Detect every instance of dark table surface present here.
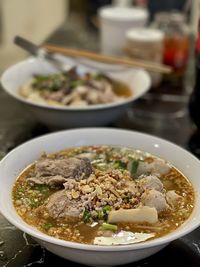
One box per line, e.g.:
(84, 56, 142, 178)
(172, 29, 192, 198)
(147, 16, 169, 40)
(0, 14, 200, 267)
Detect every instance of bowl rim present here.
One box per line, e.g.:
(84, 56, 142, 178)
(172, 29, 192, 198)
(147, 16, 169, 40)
(0, 127, 199, 251)
(0, 57, 151, 111)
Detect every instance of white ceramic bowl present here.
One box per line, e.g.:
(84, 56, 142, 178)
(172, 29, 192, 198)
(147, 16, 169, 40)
(0, 128, 200, 266)
(0, 56, 151, 129)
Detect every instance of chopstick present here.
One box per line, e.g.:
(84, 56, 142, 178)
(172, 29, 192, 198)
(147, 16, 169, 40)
(42, 44, 172, 74)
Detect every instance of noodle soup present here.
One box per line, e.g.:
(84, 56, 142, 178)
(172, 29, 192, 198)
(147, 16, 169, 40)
(13, 145, 194, 245)
(19, 70, 132, 107)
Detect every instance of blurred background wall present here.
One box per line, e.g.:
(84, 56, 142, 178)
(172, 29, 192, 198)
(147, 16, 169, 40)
(0, 0, 68, 69)
(0, 0, 68, 46)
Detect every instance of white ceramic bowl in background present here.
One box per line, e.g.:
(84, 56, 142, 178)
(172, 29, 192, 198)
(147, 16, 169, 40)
(1, 56, 151, 129)
(0, 128, 200, 266)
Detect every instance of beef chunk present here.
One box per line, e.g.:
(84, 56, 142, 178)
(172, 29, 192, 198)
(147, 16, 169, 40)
(27, 157, 92, 186)
(27, 175, 67, 187)
(46, 189, 82, 219)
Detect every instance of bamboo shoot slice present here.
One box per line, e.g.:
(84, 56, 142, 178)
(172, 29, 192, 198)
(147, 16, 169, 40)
(108, 206, 158, 224)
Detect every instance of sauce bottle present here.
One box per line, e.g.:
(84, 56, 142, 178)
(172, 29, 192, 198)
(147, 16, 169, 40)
(152, 11, 189, 83)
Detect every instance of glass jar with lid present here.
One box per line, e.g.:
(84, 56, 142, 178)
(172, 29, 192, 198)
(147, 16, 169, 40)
(152, 11, 190, 75)
(125, 27, 164, 87)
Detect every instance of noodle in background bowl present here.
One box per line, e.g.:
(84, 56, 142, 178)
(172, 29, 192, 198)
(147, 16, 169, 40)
(0, 56, 151, 129)
(0, 128, 200, 266)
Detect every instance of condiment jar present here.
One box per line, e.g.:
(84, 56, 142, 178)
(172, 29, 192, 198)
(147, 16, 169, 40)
(125, 28, 164, 87)
(152, 11, 189, 75)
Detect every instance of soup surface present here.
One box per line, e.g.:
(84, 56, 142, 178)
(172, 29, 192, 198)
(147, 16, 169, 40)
(13, 146, 194, 245)
(19, 69, 132, 107)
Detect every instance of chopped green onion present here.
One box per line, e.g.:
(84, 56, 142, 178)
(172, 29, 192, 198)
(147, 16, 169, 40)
(83, 209, 91, 223)
(129, 159, 139, 176)
(17, 187, 25, 193)
(70, 80, 84, 88)
(42, 222, 53, 230)
(33, 184, 50, 198)
(92, 73, 104, 80)
(114, 160, 127, 170)
(102, 205, 112, 214)
(102, 223, 118, 231)
(34, 184, 48, 191)
(34, 74, 49, 82)
(97, 210, 104, 219)
(29, 198, 41, 208)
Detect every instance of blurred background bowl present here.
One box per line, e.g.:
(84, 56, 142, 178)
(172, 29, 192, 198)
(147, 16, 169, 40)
(1, 56, 151, 129)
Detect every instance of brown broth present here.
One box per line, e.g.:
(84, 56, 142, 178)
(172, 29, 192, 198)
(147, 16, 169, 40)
(112, 80, 132, 97)
(12, 146, 195, 245)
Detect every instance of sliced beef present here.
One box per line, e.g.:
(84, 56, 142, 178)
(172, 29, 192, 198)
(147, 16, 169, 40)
(46, 189, 82, 219)
(27, 157, 92, 186)
(27, 175, 67, 187)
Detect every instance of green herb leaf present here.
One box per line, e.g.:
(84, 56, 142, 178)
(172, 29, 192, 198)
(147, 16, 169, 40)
(70, 80, 84, 88)
(32, 73, 66, 91)
(92, 73, 105, 80)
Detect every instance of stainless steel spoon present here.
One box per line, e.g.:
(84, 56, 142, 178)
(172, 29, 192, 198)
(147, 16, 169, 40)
(14, 36, 75, 72)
